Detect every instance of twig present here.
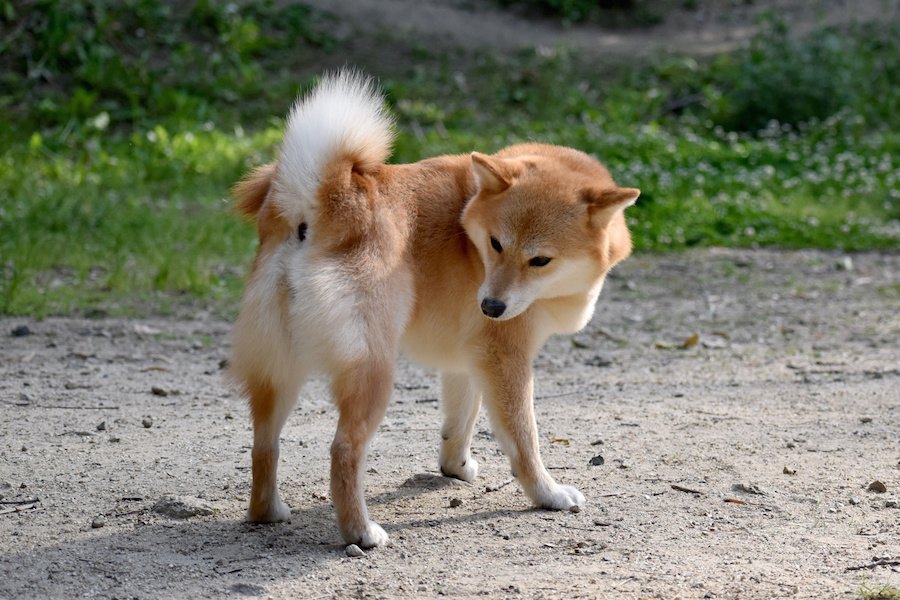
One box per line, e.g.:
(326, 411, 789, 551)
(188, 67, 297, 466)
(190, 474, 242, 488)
(0, 503, 37, 515)
(671, 484, 703, 495)
(34, 405, 120, 410)
(484, 478, 515, 493)
(535, 390, 583, 400)
(595, 327, 628, 345)
(0, 499, 39, 505)
(846, 558, 900, 571)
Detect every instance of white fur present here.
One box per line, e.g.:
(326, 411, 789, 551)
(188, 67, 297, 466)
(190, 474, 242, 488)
(275, 70, 394, 225)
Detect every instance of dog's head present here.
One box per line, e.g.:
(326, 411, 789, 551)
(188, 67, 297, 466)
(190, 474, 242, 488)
(461, 144, 638, 321)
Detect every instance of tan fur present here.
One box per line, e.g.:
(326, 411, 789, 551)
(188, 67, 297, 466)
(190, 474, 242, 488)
(229, 83, 638, 548)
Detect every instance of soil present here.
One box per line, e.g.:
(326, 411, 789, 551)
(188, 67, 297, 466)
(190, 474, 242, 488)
(1, 248, 898, 599)
(304, 0, 896, 60)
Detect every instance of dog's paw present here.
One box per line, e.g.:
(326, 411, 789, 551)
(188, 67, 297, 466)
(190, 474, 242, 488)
(440, 456, 479, 483)
(247, 498, 292, 523)
(535, 484, 585, 512)
(352, 521, 389, 549)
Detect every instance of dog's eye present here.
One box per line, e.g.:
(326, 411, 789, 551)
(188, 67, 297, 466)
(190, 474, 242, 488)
(529, 256, 552, 267)
(298, 222, 307, 242)
(490, 236, 502, 253)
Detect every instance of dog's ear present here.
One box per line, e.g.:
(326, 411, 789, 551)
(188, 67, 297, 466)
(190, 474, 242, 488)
(471, 152, 520, 194)
(233, 162, 277, 218)
(582, 187, 640, 228)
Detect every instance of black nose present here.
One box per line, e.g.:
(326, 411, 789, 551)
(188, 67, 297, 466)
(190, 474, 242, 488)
(481, 297, 506, 318)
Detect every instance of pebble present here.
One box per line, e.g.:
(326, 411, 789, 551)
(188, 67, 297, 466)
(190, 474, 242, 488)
(97, 421, 106, 431)
(783, 466, 797, 475)
(885, 500, 899, 509)
(849, 496, 861, 505)
(345, 544, 365, 558)
(867, 480, 887, 493)
(142, 417, 154, 429)
(836, 256, 853, 271)
(11, 325, 32, 337)
(91, 517, 105, 529)
(151, 495, 214, 519)
(229, 583, 267, 596)
(449, 498, 463, 508)
(589, 455, 605, 466)
(151, 386, 168, 397)
(732, 483, 766, 496)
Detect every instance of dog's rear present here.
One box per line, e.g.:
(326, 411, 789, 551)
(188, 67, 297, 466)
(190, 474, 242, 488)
(230, 72, 411, 547)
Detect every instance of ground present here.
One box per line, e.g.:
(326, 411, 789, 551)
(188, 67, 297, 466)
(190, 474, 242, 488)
(1, 249, 898, 599)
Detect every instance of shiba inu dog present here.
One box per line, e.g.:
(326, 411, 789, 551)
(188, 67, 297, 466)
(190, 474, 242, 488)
(229, 71, 639, 548)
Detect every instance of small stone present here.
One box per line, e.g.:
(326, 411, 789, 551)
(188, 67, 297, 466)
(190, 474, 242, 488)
(849, 496, 861, 505)
(732, 483, 766, 496)
(152, 495, 214, 518)
(18, 393, 30, 404)
(91, 517, 105, 529)
(142, 417, 154, 429)
(151, 386, 168, 397)
(97, 421, 106, 432)
(836, 256, 853, 271)
(867, 480, 887, 493)
(885, 500, 899, 509)
(569, 504, 581, 513)
(108, 436, 120, 443)
(589, 455, 605, 466)
(19, 482, 27, 489)
(449, 498, 463, 508)
(783, 466, 797, 475)
(21, 445, 27, 452)
(345, 544, 365, 558)
(11, 325, 32, 337)
(586, 355, 613, 368)
(860, 416, 873, 424)
(229, 583, 266, 596)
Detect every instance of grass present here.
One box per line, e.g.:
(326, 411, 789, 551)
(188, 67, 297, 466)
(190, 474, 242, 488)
(1, 1, 898, 317)
(859, 583, 900, 600)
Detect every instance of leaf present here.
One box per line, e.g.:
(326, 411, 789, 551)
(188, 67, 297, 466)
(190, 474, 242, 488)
(681, 334, 699, 349)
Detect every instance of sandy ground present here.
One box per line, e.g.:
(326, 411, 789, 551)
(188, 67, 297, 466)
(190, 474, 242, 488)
(303, 0, 897, 59)
(1, 248, 898, 599)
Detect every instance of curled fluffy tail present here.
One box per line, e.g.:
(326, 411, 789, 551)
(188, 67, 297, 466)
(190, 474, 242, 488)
(273, 70, 394, 225)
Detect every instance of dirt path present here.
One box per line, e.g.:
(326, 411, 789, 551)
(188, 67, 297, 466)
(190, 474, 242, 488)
(1, 249, 898, 599)
(307, 0, 895, 59)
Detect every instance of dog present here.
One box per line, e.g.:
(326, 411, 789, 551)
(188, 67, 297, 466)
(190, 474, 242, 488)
(229, 70, 639, 548)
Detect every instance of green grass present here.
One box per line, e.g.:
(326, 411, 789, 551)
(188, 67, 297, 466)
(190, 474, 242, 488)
(1, 1, 898, 316)
(859, 583, 900, 600)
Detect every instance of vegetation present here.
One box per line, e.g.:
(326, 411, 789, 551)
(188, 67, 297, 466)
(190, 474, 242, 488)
(859, 583, 900, 600)
(1, 1, 897, 316)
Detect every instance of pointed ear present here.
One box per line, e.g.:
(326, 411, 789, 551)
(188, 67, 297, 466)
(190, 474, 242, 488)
(471, 152, 515, 193)
(583, 187, 640, 227)
(232, 162, 277, 218)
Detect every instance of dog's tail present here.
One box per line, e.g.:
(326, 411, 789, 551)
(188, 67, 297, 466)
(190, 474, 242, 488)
(272, 70, 394, 232)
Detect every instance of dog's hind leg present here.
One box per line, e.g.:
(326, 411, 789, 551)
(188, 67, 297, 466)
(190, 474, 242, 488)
(439, 373, 482, 482)
(329, 359, 393, 548)
(247, 376, 303, 523)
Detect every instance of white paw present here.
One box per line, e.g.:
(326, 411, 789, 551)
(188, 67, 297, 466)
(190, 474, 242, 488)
(535, 484, 585, 512)
(356, 521, 389, 549)
(440, 455, 479, 483)
(247, 498, 291, 523)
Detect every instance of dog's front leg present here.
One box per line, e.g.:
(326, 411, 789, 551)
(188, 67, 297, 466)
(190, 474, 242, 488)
(479, 357, 585, 512)
(330, 361, 393, 548)
(439, 372, 482, 482)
